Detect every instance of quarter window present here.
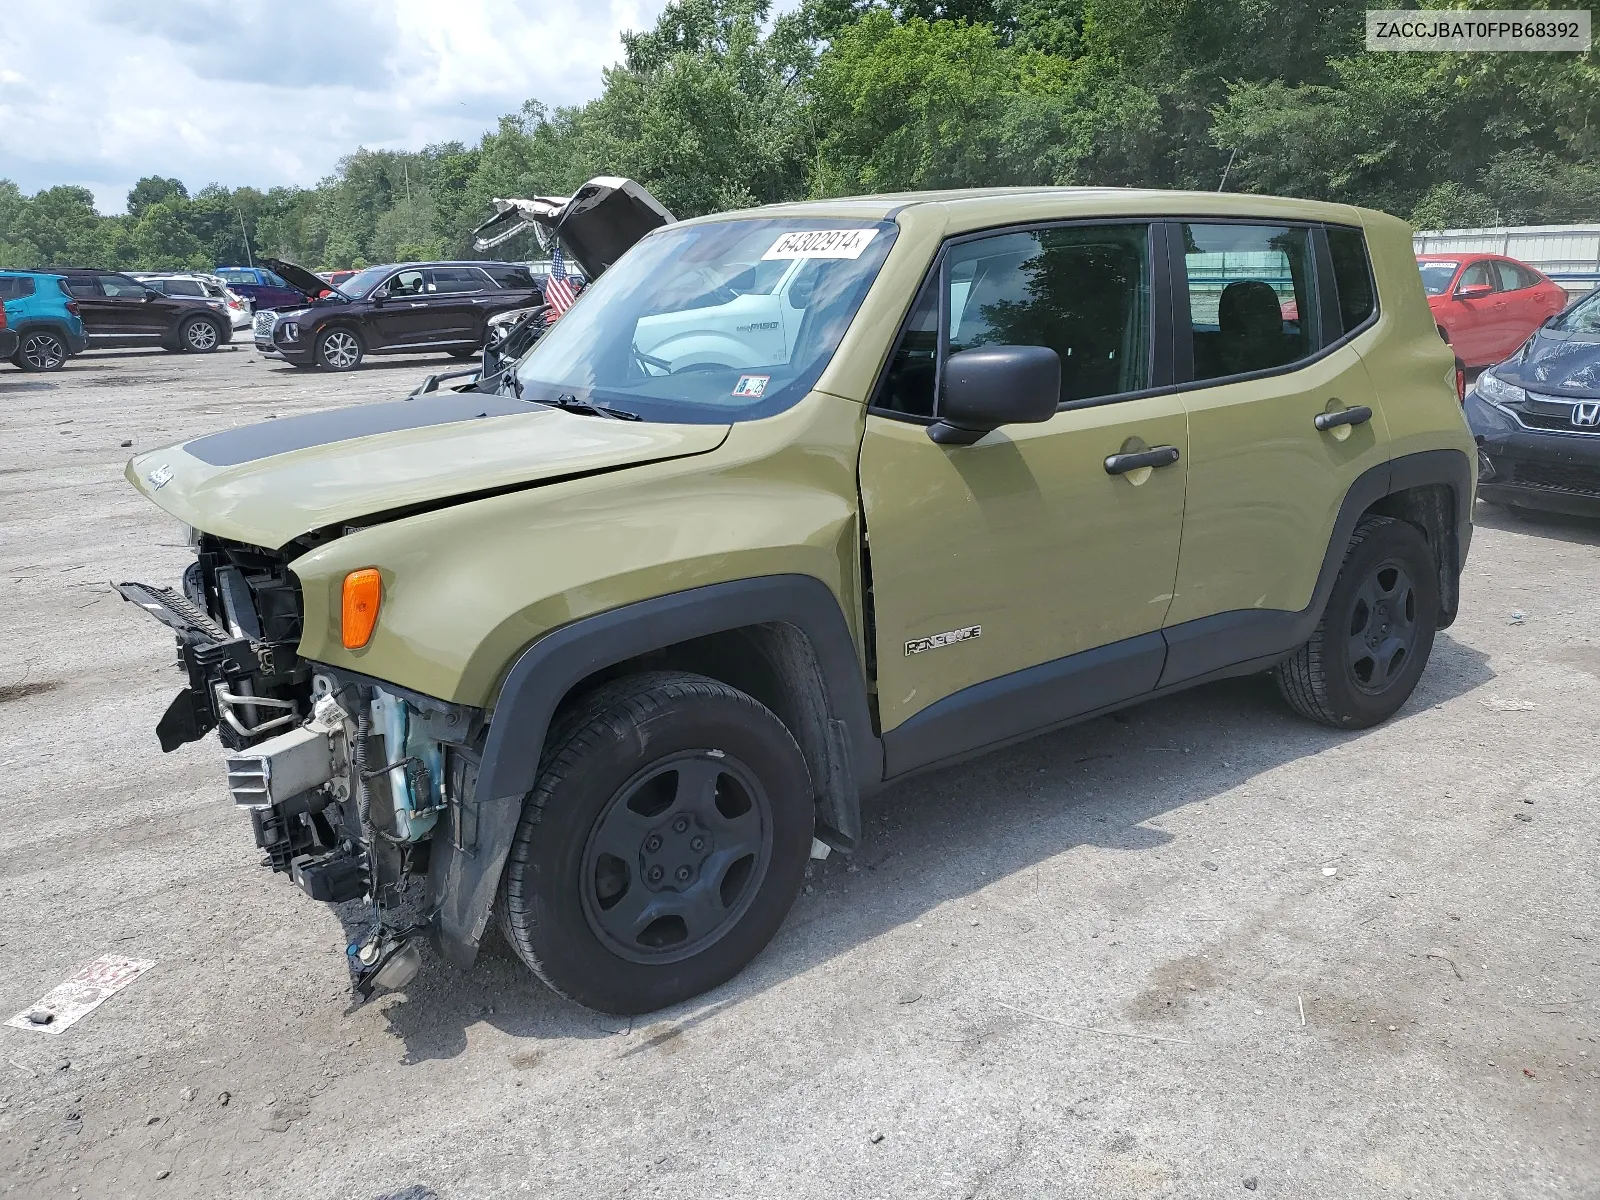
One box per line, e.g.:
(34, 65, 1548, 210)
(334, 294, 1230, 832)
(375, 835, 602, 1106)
(64, 277, 100, 298)
(1181, 223, 1318, 381)
(1326, 226, 1376, 334)
(875, 279, 939, 417)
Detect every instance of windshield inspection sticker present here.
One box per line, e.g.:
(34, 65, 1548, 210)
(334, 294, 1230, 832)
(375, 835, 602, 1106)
(762, 228, 878, 261)
(732, 374, 770, 398)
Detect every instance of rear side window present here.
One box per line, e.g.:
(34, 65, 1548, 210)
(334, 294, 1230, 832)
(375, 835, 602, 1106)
(1494, 260, 1538, 292)
(64, 277, 100, 298)
(99, 275, 146, 297)
(0, 276, 36, 299)
(262, 271, 289, 288)
(1181, 223, 1317, 381)
(482, 265, 536, 289)
(430, 267, 489, 293)
(216, 269, 255, 285)
(1326, 226, 1376, 334)
(164, 279, 205, 297)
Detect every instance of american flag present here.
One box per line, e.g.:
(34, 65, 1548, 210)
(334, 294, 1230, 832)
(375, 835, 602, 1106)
(545, 241, 578, 318)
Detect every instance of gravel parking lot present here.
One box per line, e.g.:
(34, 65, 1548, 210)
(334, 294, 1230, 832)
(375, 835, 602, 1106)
(2, 345, 1598, 1199)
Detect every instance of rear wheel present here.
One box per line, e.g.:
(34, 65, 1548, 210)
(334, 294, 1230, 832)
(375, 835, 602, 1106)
(179, 316, 222, 352)
(498, 671, 813, 1015)
(447, 347, 477, 359)
(12, 330, 67, 371)
(316, 327, 363, 371)
(1277, 515, 1438, 729)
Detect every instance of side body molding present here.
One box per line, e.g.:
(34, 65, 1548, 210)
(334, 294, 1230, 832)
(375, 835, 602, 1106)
(428, 574, 880, 966)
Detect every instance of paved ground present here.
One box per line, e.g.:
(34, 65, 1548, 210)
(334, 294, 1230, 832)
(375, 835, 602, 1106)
(1, 344, 1597, 1199)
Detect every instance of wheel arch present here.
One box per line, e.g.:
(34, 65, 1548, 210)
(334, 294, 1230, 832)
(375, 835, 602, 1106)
(427, 574, 880, 967)
(1363, 449, 1472, 630)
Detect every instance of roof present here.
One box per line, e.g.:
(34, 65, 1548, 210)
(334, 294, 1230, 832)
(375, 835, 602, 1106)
(677, 186, 1373, 235)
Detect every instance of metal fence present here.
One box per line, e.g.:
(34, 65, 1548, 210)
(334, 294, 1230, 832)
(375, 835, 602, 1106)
(1413, 224, 1600, 296)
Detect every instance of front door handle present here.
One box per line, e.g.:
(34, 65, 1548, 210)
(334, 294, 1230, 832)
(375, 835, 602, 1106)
(1104, 445, 1180, 475)
(1314, 405, 1373, 432)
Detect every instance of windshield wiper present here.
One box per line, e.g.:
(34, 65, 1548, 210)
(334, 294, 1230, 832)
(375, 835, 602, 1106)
(541, 392, 641, 421)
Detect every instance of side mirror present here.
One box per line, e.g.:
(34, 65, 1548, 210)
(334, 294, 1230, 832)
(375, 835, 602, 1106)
(928, 346, 1061, 445)
(372, 285, 390, 304)
(1456, 282, 1494, 300)
(143, 288, 161, 301)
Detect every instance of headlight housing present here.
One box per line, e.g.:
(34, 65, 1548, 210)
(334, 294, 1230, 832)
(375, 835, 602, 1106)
(1476, 370, 1526, 410)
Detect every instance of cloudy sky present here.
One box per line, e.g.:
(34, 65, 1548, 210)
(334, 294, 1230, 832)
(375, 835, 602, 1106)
(0, 0, 674, 214)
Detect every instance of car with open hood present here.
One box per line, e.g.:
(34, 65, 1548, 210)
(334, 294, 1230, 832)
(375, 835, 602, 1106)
(250, 257, 542, 370)
(116, 187, 1474, 1014)
(1467, 284, 1600, 516)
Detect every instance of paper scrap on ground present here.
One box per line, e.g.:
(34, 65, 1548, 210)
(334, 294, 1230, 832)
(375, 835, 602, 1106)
(6, 955, 155, 1035)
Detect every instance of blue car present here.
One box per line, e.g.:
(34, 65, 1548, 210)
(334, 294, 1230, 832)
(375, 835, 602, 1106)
(214, 265, 309, 311)
(0, 270, 88, 371)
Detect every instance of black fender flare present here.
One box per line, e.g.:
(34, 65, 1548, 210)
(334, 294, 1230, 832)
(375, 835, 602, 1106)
(427, 573, 879, 967)
(1159, 447, 1473, 687)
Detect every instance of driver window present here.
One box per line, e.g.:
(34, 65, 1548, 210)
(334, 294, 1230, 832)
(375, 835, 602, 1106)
(388, 269, 428, 297)
(1459, 261, 1496, 291)
(947, 223, 1151, 404)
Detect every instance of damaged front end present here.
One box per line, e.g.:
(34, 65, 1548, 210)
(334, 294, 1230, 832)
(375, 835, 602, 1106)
(118, 536, 482, 1001)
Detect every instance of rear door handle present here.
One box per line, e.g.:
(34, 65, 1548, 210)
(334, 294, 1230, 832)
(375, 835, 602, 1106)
(1104, 446, 1180, 475)
(1313, 405, 1373, 432)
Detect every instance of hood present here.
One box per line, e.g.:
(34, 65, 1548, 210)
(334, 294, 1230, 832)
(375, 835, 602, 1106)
(1494, 324, 1600, 399)
(126, 392, 728, 549)
(470, 176, 675, 277)
(260, 257, 335, 299)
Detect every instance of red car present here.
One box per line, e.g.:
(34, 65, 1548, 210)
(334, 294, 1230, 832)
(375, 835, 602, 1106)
(1417, 253, 1567, 369)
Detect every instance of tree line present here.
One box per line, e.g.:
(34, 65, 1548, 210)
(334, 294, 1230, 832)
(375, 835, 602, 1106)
(2, 0, 1596, 272)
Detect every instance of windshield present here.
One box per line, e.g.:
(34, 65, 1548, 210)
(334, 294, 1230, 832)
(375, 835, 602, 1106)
(1418, 260, 1458, 296)
(334, 265, 391, 299)
(1551, 289, 1599, 334)
(508, 218, 898, 423)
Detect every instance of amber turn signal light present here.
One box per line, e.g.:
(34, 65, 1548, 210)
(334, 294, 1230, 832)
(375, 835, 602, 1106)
(341, 569, 381, 649)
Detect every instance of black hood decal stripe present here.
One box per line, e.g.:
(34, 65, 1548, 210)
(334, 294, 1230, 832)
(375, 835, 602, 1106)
(185, 393, 530, 467)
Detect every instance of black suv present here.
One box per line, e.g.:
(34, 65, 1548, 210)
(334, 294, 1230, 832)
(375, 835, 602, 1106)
(253, 259, 542, 371)
(52, 269, 232, 353)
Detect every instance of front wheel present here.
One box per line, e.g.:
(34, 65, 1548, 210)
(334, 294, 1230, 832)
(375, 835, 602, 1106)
(12, 330, 68, 371)
(179, 316, 222, 352)
(498, 672, 813, 1015)
(1277, 515, 1438, 729)
(316, 327, 363, 371)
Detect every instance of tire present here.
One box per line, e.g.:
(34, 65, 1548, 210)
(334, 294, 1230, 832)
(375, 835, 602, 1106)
(497, 671, 813, 1015)
(179, 316, 222, 353)
(1277, 515, 1439, 729)
(447, 347, 478, 359)
(316, 327, 363, 371)
(11, 329, 68, 371)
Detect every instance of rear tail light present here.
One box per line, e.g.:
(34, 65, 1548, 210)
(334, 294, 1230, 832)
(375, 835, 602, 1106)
(1456, 363, 1467, 404)
(65, 300, 80, 316)
(0, 304, 7, 330)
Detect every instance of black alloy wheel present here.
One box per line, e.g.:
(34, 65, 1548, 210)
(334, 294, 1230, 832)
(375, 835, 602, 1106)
(498, 671, 813, 1014)
(581, 750, 774, 964)
(13, 330, 67, 371)
(1278, 515, 1439, 729)
(1344, 557, 1418, 695)
(180, 316, 222, 352)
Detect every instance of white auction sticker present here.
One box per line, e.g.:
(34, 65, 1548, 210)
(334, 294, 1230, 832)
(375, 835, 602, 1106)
(732, 374, 770, 398)
(762, 228, 877, 261)
(7, 955, 156, 1034)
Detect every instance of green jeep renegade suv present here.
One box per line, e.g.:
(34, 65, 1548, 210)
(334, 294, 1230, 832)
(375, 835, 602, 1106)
(120, 188, 1474, 1014)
